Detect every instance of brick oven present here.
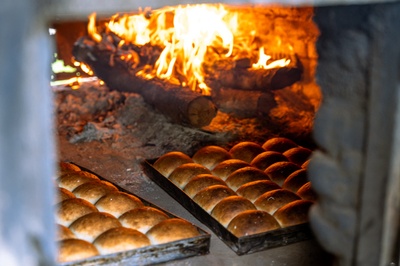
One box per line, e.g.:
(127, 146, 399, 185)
(1, 1, 399, 266)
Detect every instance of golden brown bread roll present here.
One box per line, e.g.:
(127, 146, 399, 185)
(94, 227, 151, 255)
(56, 187, 76, 204)
(273, 200, 313, 227)
(210, 196, 256, 227)
(95, 191, 144, 217)
(283, 147, 312, 166)
(57, 239, 99, 263)
(262, 137, 298, 152)
(192, 145, 232, 170)
(229, 142, 265, 163)
(301, 159, 310, 169)
(225, 166, 271, 191)
(58, 162, 81, 176)
(254, 189, 301, 215)
(282, 169, 309, 193)
(250, 151, 288, 171)
(297, 181, 317, 201)
(146, 218, 200, 245)
(58, 172, 100, 191)
(56, 224, 76, 241)
(211, 159, 250, 181)
(236, 180, 281, 203)
(153, 151, 193, 177)
(264, 161, 301, 186)
(193, 185, 236, 213)
(72, 180, 118, 204)
(55, 198, 98, 227)
(227, 210, 280, 237)
(69, 212, 122, 242)
(119, 206, 170, 234)
(168, 163, 212, 189)
(183, 174, 227, 198)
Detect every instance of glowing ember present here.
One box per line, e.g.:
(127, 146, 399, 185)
(87, 4, 291, 94)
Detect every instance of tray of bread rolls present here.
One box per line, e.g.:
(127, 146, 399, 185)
(144, 137, 317, 255)
(55, 162, 210, 265)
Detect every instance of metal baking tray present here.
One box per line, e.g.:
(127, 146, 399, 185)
(143, 159, 313, 255)
(58, 163, 211, 266)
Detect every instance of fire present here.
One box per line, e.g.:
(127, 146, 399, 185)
(87, 4, 291, 94)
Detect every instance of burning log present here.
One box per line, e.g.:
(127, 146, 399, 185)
(73, 36, 217, 128)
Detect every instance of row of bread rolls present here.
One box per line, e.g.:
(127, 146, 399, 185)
(152, 137, 315, 237)
(56, 162, 200, 263)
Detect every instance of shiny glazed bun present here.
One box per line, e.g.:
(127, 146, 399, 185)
(211, 159, 250, 181)
(55, 198, 98, 227)
(297, 181, 317, 201)
(273, 200, 313, 227)
(227, 210, 280, 237)
(153, 151, 193, 177)
(57, 239, 99, 263)
(282, 169, 309, 193)
(183, 174, 227, 198)
(146, 218, 200, 245)
(192, 185, 236, 213)
(95, 191, 144, 217)
(225, 166, 270, 191)
(94, 227, 151, 255)
(72, 180, 118, 204)
(236, 180, 281, 203)
(119, 206, 169, 234)
(254, 189, 301, 215)
(56, 187, 76, 204)
(69, 212, 122, 243)
(264, 161, 301, 186)
(229, 142, 265, 163)
(192, 145, 232, 170)
(283, 147, 312, 166)
(250, 151, 288, 171)
(56, 224, 76, 241)
(262, 137, 298, 152)
(168, 163, 212, 189)
(58, 162, 81, 176)
(210, 196, 256, 227)
(58, 173, 100, 192)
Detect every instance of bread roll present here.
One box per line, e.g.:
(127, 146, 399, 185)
(55, 198, 98, 227)
(236, 180, 281, 203)
(229, 142, 265, 163)
(56, 224, 76, 241)
(283, 147, 312, 166)
(95, 191, 144, 217)
(282, 169, 309, 193)
(211, 159, 250, 181)
(69, 212, 122, 242)
(58, 162, 81, 176)
(273, 200, 313, 227)
(264, 161, 301, 186)
(56, 187, 76, 204)
(146, 218, 200, 245)
(262, 137, 298, 152)
(301, 159, 310, 169)
(183, 174, 227, 198)
(72, 180, 118, 204)
(254, 189, 301, 215)
(168, 163, 211, 189)
(119, 206, 169, 234)
(57, 239, 99, 263)
(153, 151, 193, 177)
(192, 185, 236, 213)
(227, 210, 280, 237)
(225, 166, 271, 191)
(94, 227, 151, 255)
(250, 151, 288, 171)
(210, 196, 256, 227)
(192, 145, 232, 170)
(58, 173, 100, 191)
(297, 181, 317, 201)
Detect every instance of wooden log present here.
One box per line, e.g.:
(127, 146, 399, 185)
(73, 36, 217, 128)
